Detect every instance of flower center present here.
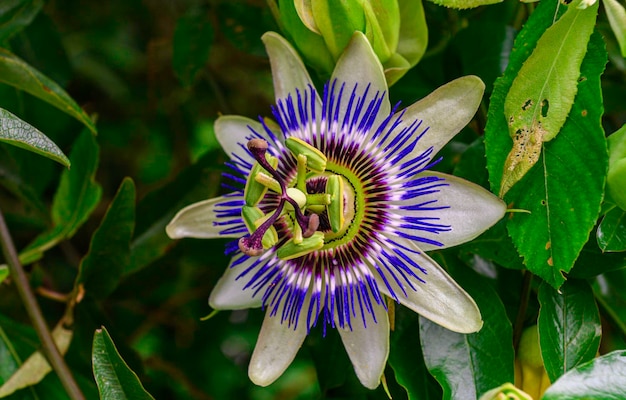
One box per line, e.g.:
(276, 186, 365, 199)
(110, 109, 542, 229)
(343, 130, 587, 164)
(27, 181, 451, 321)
(238, 138, 351, 260)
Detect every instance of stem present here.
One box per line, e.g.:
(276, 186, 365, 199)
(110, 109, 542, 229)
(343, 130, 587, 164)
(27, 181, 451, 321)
(0, 208, 85, 400)
(513, 270, 533, 350)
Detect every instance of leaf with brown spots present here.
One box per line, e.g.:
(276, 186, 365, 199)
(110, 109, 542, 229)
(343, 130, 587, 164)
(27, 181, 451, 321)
(499, 0, 598, 196)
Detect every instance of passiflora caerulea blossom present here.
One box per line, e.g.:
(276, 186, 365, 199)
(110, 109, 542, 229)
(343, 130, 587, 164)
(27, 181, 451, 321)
(166, 31, 506, 389)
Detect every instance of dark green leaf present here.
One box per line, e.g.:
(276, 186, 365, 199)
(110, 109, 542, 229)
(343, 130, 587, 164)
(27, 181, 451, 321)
(569, 235, 626, 278)
(0, 107, 70, 167)
(486, 15, 608, 288)
(537, 280, 601, 383)
(172, 8, 213, 87)
(419, 254, 514, 400)
(19, 130, 102, 265)
(0, 0, 44, 42)
(389, 306, 441, 400)
(92, 327, 154, 400)
(597, 206, 626, 252)
(0, 48, 96, 134)
(542, 350, 626, 399)
(76, 178, 135, 300)
(128, 150, 221, 275)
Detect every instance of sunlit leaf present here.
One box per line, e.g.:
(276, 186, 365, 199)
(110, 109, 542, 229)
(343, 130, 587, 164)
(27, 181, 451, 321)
(485, 0, 608, 288)
(0, 0, 44, 42)
(0, 107, 70, 167)
(419, 254, 514, 400)
(76, 178, 135, 300)
(538, 280, 601, 383)
(0, 48, 96, 134)
(500, 0, 598, 196)
(604, 0, 626, 57)
(0, 266, 7, 285)
(0, 322, 72, 397)
(92, 327, 154, 400)
(543, 350, 626, 399)
(425, 0, 502, 9)
(172, 7, 214, 87)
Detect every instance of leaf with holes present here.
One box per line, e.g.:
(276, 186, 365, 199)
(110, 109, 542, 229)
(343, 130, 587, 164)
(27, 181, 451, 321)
(485, 0, 608, 288)
(499, 0, 598, 196)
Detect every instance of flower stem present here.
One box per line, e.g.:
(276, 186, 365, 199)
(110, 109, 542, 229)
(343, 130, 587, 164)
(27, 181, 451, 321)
(0, 208, 85, 400)
(513, 270, 533, 350)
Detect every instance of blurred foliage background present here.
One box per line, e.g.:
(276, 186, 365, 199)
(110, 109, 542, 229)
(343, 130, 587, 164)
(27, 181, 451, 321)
(0, 0, 625, 399)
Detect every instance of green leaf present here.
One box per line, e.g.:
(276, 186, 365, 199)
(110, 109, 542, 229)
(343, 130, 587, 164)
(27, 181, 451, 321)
(537, 279, 601, 383)
(0, 107, 70, 167)
(597, 206, 626, 252)
(486, 11, 608, 288)
(419, 254, 514, 400)
(607, 124, 626, 210)
(92, 327, 154, 400)
(542, 350, 626, 399)
(76, 178, 135, 300)
(389, 306, 442, 400)
(425, 0, 502, 9)
(172, 7, 214, 87)
(569, 235, 626, 278)
(499, 0, 598, 196)
(0, 323, 72, 397)
(0, 0, 44, 42)
(604, 0, 626, 57)
(0, 48, 96, 134)
(128, 150, 220, 275)
(19, 129, 102, 265)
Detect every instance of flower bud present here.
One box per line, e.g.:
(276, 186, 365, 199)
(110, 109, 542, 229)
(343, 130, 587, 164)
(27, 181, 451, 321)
(479, 383, 533, 400)
(274, 0, 427, 85)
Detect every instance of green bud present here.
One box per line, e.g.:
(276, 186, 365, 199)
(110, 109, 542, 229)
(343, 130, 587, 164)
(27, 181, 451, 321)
(326, 175, 345, 233)
(241, 206, 278, 249)
(274, 0, 428, 85)
(244, 154, 279, 206)
(478, 383, 533, 400)
(285, 137, 327, 172)
(277, 231, 325, 260)
(608, 125, 626, 211)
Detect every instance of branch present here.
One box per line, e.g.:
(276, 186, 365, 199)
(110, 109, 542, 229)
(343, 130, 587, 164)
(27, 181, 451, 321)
(0, 208, 85, 400)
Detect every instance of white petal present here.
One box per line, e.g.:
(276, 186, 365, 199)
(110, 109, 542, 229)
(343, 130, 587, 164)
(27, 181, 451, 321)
(165, 195, 244, 239)
(331, 32, 390, 127)
(262, 32, 318, 104)
(395, 76, 485, 156)
(375, 240, 482, 333)
(337, 302, 389, 389)
(209, 255, 265, 310)
(394, 171, 506, 251)
(215, 115, 283, 164)
(248, 310, 309, 386)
